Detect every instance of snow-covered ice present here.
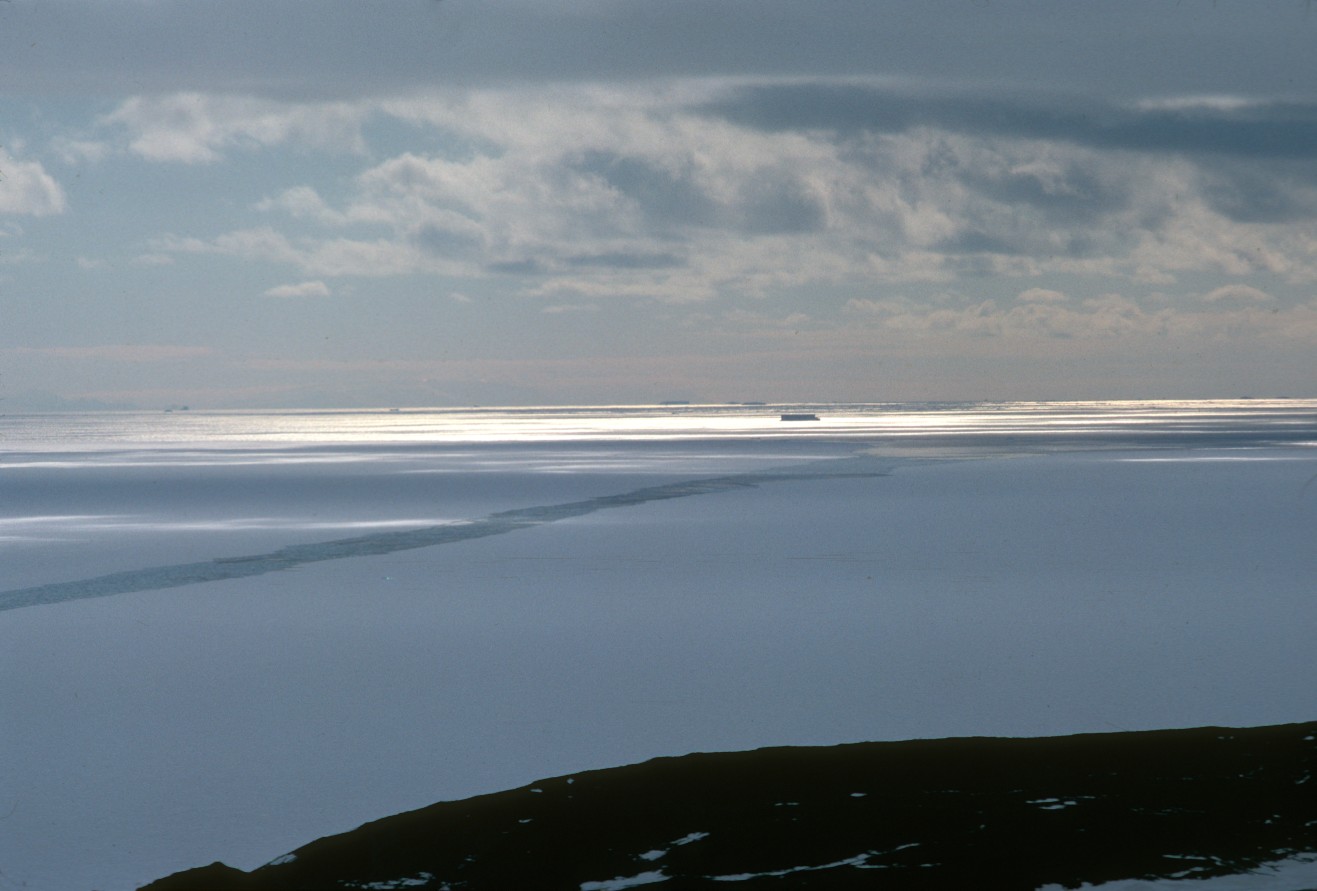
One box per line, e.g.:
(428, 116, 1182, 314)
(1, 403, 1314, 891)
(578, 870, 669, 890)
(1035, 855, 1317, 890)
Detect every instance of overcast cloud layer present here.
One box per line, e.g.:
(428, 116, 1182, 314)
(2, 1, 1315, 407)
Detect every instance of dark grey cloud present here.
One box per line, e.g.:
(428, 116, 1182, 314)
(1199, 160, 1317, 223)
(961, 163, 1130, 221)
(571, 151, 720, 231)
(737, 175, 828, 235)
(701, 84, 1317, 161)
(918, 150, 1146, 262)
(1100, 102, 1317, 159)
(3, 0, 1313, 99)
(569, 150, 826, 238)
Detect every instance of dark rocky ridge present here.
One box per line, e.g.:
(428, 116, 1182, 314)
(142, 721, 1317, 890)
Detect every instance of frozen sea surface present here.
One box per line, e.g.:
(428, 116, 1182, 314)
(1035, 856, 1317, 890)
(1, 402, 1315, 891)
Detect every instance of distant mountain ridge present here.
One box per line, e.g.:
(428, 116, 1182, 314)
(142, 721, 1317, 890)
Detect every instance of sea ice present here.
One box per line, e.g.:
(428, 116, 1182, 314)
(578, 869, 669, 890)
(1, 414, 1314, 891)
(1034, 855, 1317, 890)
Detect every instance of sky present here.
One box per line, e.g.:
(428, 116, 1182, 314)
(1, 0, 1316, 409)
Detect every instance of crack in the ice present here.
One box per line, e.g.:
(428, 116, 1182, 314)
(0, 461, 890, 613)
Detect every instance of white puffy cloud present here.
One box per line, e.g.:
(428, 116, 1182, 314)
(541, 303, 600, 315)
(256, 187, 347, 225)
(130, 81, 1317, 322)
(0, 152, 66, 216)
(153, 227, 442, 277)
(1202, 284, 1275, 304)
(100, 94, 370, 163)
(264, 280, 331, 299)
(1018, 288, 1069, 304)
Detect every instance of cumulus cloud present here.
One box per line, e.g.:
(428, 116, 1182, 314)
(1018, 287, 1069, 304)
(225, 87, 870, 297)
(152, 227, 440, 277)
(541, 303, 599, 315)
(133, 80, 1317, 315)
(100, 94, 370, 163)
(256, 186, 348, 225)
(1198, 158, 1317, 225)
(264, 280, 331, 298)
(0, 152, 66, 216)
(7, 2, 1317, 406)
(1202, 284, 1275, 304)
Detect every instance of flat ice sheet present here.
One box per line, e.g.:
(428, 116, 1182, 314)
(2, 410, 1316, 890)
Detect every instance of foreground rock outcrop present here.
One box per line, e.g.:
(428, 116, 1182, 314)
(142, 721, 1317, 890)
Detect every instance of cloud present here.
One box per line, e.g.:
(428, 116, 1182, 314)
(714, 308, 812, 336)
(0, 152, 66, 216)
(153, 227, 440, 277)
(256, 186, 348, 225)
(235, 89, 863, 296)
(541, 303, 599, 315)
(703, 83, 1317, 161)
(1018, 288, 1069, 304)
(5, 5, 1316, 407)
(5, 1, 1312, 102)
(264, 280, 331, 298)
(140, 80, 1317, 309)
(843, 290, 1317, 347)
(844, 292, 1173, 340)
(155, 227, 301, 262)
(1201, 284, 1275, 304)
(100, 94, 369, 163)
(1199, 160, 1317, 224)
